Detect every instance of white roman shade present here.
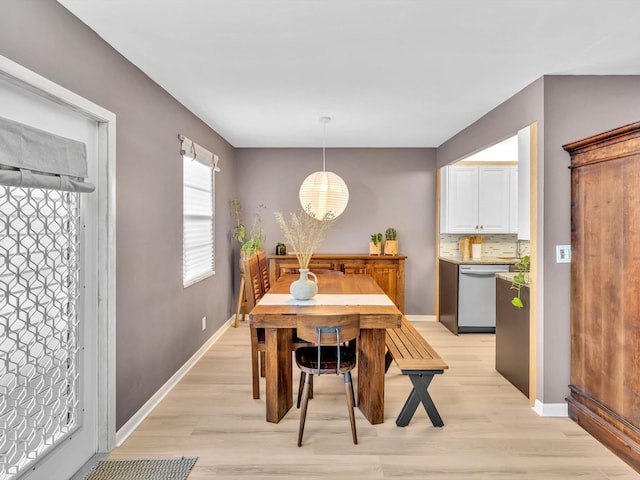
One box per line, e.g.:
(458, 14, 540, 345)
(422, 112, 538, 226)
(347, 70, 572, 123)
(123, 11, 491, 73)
(181, 135, 218, 286)
(0, 115, 94, 192)
(179, 134, 220, 172)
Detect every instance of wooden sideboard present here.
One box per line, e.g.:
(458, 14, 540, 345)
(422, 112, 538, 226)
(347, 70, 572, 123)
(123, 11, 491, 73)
(267, 254, 406, 313)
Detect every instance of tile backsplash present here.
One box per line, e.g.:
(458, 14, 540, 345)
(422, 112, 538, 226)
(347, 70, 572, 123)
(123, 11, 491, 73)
(440, 234, 531, 258)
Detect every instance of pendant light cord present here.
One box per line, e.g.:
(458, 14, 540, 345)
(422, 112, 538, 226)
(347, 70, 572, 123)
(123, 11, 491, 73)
(322, 120, 326, 172)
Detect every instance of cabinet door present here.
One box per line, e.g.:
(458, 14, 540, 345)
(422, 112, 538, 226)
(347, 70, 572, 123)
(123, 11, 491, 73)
(478, 166, 511, 233)
(445, 166, 479, 233)
(367, 263, 398, 308)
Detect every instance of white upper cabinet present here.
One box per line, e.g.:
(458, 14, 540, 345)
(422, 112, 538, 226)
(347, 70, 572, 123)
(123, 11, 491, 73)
(442, 164, 515, 234)
(445, 165, 479, 233)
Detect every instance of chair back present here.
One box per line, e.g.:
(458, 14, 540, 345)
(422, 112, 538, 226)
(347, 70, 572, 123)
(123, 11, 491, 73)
(296, 314, 360, 376)
(257, 250, 270, 293)
(295, 314, 360, 345)
(241, 253, 263, 310)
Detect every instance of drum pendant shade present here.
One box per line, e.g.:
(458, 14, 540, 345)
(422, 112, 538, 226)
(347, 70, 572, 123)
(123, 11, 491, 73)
(299, 170, 349, 218)
(299, 116, 349, 218)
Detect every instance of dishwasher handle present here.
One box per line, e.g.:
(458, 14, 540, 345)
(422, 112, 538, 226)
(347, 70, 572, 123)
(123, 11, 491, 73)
(459, 265, 509, 275)
(459, 271, 502, 277)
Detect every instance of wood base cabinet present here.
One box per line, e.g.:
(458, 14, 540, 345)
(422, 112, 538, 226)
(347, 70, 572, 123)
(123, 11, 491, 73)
(267, 254, 406, 313)
(564, 122, 640, 473)
(495, 277, 529, 398)
(438, 259, 459, 334)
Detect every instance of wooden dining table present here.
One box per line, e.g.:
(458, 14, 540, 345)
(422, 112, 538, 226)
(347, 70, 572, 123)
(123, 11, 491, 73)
(250, 273, 402, 425)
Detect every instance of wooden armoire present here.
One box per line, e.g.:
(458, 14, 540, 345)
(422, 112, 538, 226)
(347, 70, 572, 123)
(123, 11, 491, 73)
(564, 121, 640, 473)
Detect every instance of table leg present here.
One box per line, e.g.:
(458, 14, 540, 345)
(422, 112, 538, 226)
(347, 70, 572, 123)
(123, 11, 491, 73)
(265, 327, 292, 423)
(357, 328, 386, 424)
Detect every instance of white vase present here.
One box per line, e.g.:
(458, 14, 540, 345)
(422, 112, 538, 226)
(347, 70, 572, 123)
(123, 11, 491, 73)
(290, 269, 318, 300)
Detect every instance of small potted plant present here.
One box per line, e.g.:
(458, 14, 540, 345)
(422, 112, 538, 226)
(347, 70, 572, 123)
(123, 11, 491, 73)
(511, 255, 531, 308)
(384, 227, 398, 255)
(369, 233, 382, 255)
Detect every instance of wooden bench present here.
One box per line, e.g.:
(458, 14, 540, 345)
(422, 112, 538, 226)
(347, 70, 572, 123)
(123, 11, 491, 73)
(385, 317, 448, 427)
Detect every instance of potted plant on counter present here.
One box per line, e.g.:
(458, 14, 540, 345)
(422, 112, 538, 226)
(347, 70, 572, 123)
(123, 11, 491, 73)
(384, 227, 398, 255)
(369, 233, 382, 255)
(511, 255, 531, 308)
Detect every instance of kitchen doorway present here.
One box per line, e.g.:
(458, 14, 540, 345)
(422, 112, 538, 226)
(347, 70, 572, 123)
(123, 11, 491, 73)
(435, 123, 538, 405)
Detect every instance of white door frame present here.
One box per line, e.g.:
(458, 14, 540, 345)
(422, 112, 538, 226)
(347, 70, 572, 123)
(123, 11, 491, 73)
(0, 54, 117, 454)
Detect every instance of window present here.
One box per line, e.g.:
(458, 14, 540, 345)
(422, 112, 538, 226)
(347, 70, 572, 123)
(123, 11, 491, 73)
(181, 136, 216, 287)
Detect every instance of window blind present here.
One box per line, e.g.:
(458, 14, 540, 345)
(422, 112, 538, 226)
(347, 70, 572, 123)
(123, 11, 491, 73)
(181, 135, 216, 286)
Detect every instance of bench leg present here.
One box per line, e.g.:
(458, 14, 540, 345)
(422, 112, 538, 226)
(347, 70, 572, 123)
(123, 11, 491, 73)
(396, 373, 444, 428)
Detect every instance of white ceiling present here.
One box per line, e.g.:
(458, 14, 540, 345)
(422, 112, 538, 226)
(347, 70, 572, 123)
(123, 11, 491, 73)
(58, 0, 640, 148)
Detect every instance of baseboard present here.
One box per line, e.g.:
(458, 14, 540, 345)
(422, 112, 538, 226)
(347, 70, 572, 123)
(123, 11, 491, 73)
(405, 315, 436, 322)
(532, 399, 568, 417)
(115, 315, 235, 446)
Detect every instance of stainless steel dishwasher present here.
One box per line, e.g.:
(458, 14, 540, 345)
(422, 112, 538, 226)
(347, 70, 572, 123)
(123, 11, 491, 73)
(458, 264, 509, 333)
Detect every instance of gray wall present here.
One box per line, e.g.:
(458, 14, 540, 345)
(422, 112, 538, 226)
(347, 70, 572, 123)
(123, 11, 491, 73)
(235, 148, 438, 314)
(542, 75, 640, 401)
(437, 78, 544, 168)
(0, 0, 237, 429)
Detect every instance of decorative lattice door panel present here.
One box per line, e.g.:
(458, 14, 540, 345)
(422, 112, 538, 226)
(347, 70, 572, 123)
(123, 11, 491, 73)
(0, 187, 80, 480)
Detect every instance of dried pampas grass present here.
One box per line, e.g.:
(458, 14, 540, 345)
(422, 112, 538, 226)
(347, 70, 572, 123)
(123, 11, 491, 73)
(274, 207, 335, 269)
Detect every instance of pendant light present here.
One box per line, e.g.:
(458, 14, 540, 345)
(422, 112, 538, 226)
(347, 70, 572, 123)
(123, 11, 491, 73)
(299, 116, 349, 218)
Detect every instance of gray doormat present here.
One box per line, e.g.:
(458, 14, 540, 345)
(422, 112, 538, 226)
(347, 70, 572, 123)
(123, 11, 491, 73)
(84, 456, 197, 480)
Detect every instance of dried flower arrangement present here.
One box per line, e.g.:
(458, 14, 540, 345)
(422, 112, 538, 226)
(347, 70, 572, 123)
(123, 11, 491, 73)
(274, 206, 336, 269)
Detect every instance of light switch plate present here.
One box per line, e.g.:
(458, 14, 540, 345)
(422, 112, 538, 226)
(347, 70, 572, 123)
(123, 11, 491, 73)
(556, 245, 571, 263)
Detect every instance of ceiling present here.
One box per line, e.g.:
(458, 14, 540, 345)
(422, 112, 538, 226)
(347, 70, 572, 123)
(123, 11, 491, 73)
(57, 0, 640, 148)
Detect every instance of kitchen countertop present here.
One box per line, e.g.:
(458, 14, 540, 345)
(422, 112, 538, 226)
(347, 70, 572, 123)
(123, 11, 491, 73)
(495, 271, 530, 287)
(439, 255, 521, 265)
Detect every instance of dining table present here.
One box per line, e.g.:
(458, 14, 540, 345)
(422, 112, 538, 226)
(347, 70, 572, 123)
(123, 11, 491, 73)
(249, 273, 402, 425)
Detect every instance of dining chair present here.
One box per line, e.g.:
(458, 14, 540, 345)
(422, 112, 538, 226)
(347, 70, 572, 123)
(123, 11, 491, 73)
(247, 251, 309, 399)
(256, 250, 270, 292)
(294, 313, 360, 446)
(242, 253, 267, 399)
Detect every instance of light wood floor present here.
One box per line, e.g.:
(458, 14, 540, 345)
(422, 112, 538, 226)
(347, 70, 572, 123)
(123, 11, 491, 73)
(111, 320, 638, 479)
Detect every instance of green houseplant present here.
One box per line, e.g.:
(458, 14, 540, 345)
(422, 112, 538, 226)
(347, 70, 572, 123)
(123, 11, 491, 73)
(231, 198, 247, 244)
(384, 227, 398, 255)
(241, 204, 267, 256)
(511, 255, 530, 308)
(369, 233, 382, 255)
